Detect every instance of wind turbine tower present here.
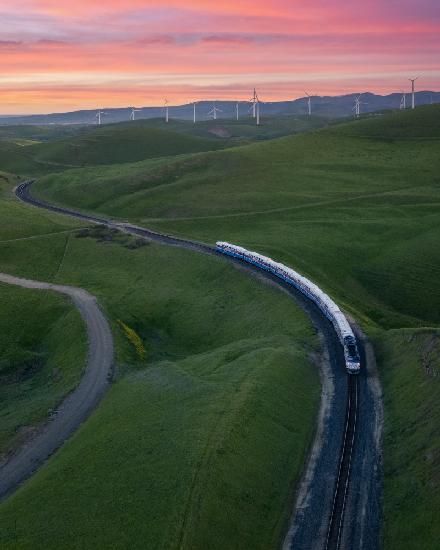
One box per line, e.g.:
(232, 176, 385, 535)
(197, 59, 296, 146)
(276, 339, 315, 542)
(236, 102, 239, 121)
(164, 99, 169, 123)
(96, 110, 106, 125)
(305, 92, 312, 116)
(256, 98, 261, 126)
(193, 102, 197, 124)
(409, 77, 419, 110)
(400, 91, 406, 110)
(130, 107, 141, 121)
(208, 101, 222, 120)
(250, 88, 258, 118)
(353, 95, 362, 118)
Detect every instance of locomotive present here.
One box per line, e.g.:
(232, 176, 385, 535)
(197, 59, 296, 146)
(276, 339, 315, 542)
(216, 242, 360, 374)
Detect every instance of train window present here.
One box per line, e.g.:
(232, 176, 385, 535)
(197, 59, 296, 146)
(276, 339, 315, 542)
(347, 344, 358, 357)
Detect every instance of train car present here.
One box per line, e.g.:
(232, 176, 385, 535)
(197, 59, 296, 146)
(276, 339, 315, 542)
(216, 242, 360, 374)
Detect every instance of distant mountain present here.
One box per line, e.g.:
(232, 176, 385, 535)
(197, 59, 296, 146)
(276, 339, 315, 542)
(1, 92, 439, 125)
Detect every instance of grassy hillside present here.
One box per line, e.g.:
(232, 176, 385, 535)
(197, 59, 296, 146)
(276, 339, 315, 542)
(375, 329, 440, 550)
(0, 122, 234, 176)
(0, 171, 83, 246)
(33, 104, 440, 549)
(132, 114, 333, 141)
(0, 284, 86, 457)
(0, 172, 88, 456)
(0, 142, 47, 176)
(35, 105, 440, 328)
(31, 122, 232, 168)
(0, 126, 93, 175)
(0, 179, 319, 549)
(0, 124, 87, 144)
(0, 114, 335, 176)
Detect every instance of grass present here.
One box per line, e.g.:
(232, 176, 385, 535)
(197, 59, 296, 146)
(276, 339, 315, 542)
(0, 171, 83, 251)
(0, 124, 88, 143)
(30, 122, 235, 168)
(31, 104, 440, 549)
(0, 180, 320, 548)
(374, 329, 440, 550)
(133, 114, 333, 141)
(0, 284, 86, 457)
(0, 115, 337, 177)
(0, 171, 88, 456)
(34, 105, 440, 329)
(0, 122, 231, 176)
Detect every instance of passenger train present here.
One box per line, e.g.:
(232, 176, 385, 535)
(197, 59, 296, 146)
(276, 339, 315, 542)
(216, 242, 361, 374)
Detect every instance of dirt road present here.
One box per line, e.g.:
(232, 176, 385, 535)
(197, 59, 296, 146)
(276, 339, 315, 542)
(0, 273, 113, 500)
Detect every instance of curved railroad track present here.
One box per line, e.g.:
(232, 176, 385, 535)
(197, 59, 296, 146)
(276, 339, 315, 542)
(14, 179, 381, 549)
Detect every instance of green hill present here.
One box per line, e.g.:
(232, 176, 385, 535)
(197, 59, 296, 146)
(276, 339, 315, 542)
(35, 105, 440, 327)
(0, 114, 336, 176)
(33, 104, 440, 550)
(129, 114, 333, 141)
(0, 124, 87, 144)
(0, 173, 318, 549)
(0, 141, 51, 176)
(335, 104, 440, 139)
(0, 121, 235, 175)
(30, 122, 233, 168)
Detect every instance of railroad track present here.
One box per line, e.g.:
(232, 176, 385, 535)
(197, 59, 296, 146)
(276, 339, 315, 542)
(325, 375, 359, 550)
(15, 180, 215, 256)
(16, 179, 360, 547)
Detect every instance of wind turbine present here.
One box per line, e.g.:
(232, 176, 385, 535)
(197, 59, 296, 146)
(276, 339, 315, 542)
(164, 99, 169, 123)
(249, 88, 258, 118)
(353, 94, 362, 118)
(96, 110, 107, 125)
(236, 101, 239, 121)
(399, 91, 406, 110)
(408, 76, 419, 110)
(305, 92, 312, 116)
(130, 107, 141, 121)
(208, 101, 222, 120)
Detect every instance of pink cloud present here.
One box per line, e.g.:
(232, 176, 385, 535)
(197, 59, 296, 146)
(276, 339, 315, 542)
(0, 1, 439, 113)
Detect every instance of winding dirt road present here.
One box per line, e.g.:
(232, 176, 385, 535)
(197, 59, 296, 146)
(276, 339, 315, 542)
(0, 273, 113, 500)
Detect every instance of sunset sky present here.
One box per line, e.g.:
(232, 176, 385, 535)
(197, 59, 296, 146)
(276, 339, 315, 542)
(1, 0, 439, 114)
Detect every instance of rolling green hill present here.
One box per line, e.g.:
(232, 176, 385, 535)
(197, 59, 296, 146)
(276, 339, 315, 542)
(128, 114, 333, 141)
(0, 124, 88, 144)
(0, 122, 233, 175)
(0, 115, 335, 176)
(35, 105, 440, 328)
(0, 175, 319, 549)
(30, 122, 233, 168)
(32, 104, 440, 549)
(0, 142, 46, 176)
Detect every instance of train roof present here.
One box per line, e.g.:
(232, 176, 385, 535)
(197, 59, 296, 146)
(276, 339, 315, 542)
(217, 241, 356, 341)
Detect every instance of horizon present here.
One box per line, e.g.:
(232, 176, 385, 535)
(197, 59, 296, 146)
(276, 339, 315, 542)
(1, 89, 439, 119)
(1, 1, 439, 115)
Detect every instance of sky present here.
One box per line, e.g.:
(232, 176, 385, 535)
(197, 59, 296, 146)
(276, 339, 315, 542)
(0, 0, 439, 114)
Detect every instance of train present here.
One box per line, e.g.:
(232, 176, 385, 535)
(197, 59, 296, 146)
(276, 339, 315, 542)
(216, 242, 361, 374)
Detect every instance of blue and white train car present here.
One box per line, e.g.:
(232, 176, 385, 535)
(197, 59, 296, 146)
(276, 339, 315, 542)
(216, 241, 360, 374)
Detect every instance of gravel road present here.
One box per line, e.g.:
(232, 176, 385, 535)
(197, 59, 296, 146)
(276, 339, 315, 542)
(0, 273, 113, 500)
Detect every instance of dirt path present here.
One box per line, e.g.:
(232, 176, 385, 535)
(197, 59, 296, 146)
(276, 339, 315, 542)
(0, 273, 113, 500)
